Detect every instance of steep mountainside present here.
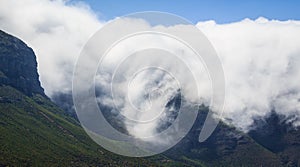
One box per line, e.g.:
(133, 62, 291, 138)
(0, 30, 169, 166)
(0, 86, 160, 166)
(249, 111, 300, 166)
(164, 106, 283, 166)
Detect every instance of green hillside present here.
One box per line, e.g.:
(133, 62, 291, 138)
(0, 85, 161, 166)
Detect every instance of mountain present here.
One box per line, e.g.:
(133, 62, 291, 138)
(50, 68, 300, 166)
(249, 111, 300, 166)
(1, 29, 299, 167)
(0, 30, 169, 166)
(53, 92, 299, 166)
(164, 106, 283, 166)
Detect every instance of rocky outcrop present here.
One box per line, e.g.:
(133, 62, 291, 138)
(0, 30, 45, 96)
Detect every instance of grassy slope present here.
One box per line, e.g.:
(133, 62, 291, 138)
(0, 85, 168, 166)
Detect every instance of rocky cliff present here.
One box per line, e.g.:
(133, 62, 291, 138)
(0, 30, 44, 96)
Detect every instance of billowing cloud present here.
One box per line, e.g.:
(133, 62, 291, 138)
(197, 18, 300, 130)
(0, 0, 102, 96)
(0, 0, 300, 136)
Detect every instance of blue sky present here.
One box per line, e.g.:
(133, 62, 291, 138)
(78, 0, 300, 23)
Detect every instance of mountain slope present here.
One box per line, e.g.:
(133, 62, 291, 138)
(249, 111, 300, 166)
(164, 106, 282, 166)
(0, 85, 174, 166)
(0, 30, 163, 166)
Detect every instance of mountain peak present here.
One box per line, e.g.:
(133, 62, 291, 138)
(0, 30, 45, 96)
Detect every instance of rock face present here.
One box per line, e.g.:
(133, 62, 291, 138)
(0, 30, 45, 96)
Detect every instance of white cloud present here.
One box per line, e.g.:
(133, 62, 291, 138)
(197, 18, 300, 131)
(0, 0, 103, 95)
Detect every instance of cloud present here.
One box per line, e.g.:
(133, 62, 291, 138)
(1, 0, 300, 136)
(197, 18, 300, 131)
(80, 16, 300, 137)
(88, 21, 210, 140)
(0, 0, 102, 96)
